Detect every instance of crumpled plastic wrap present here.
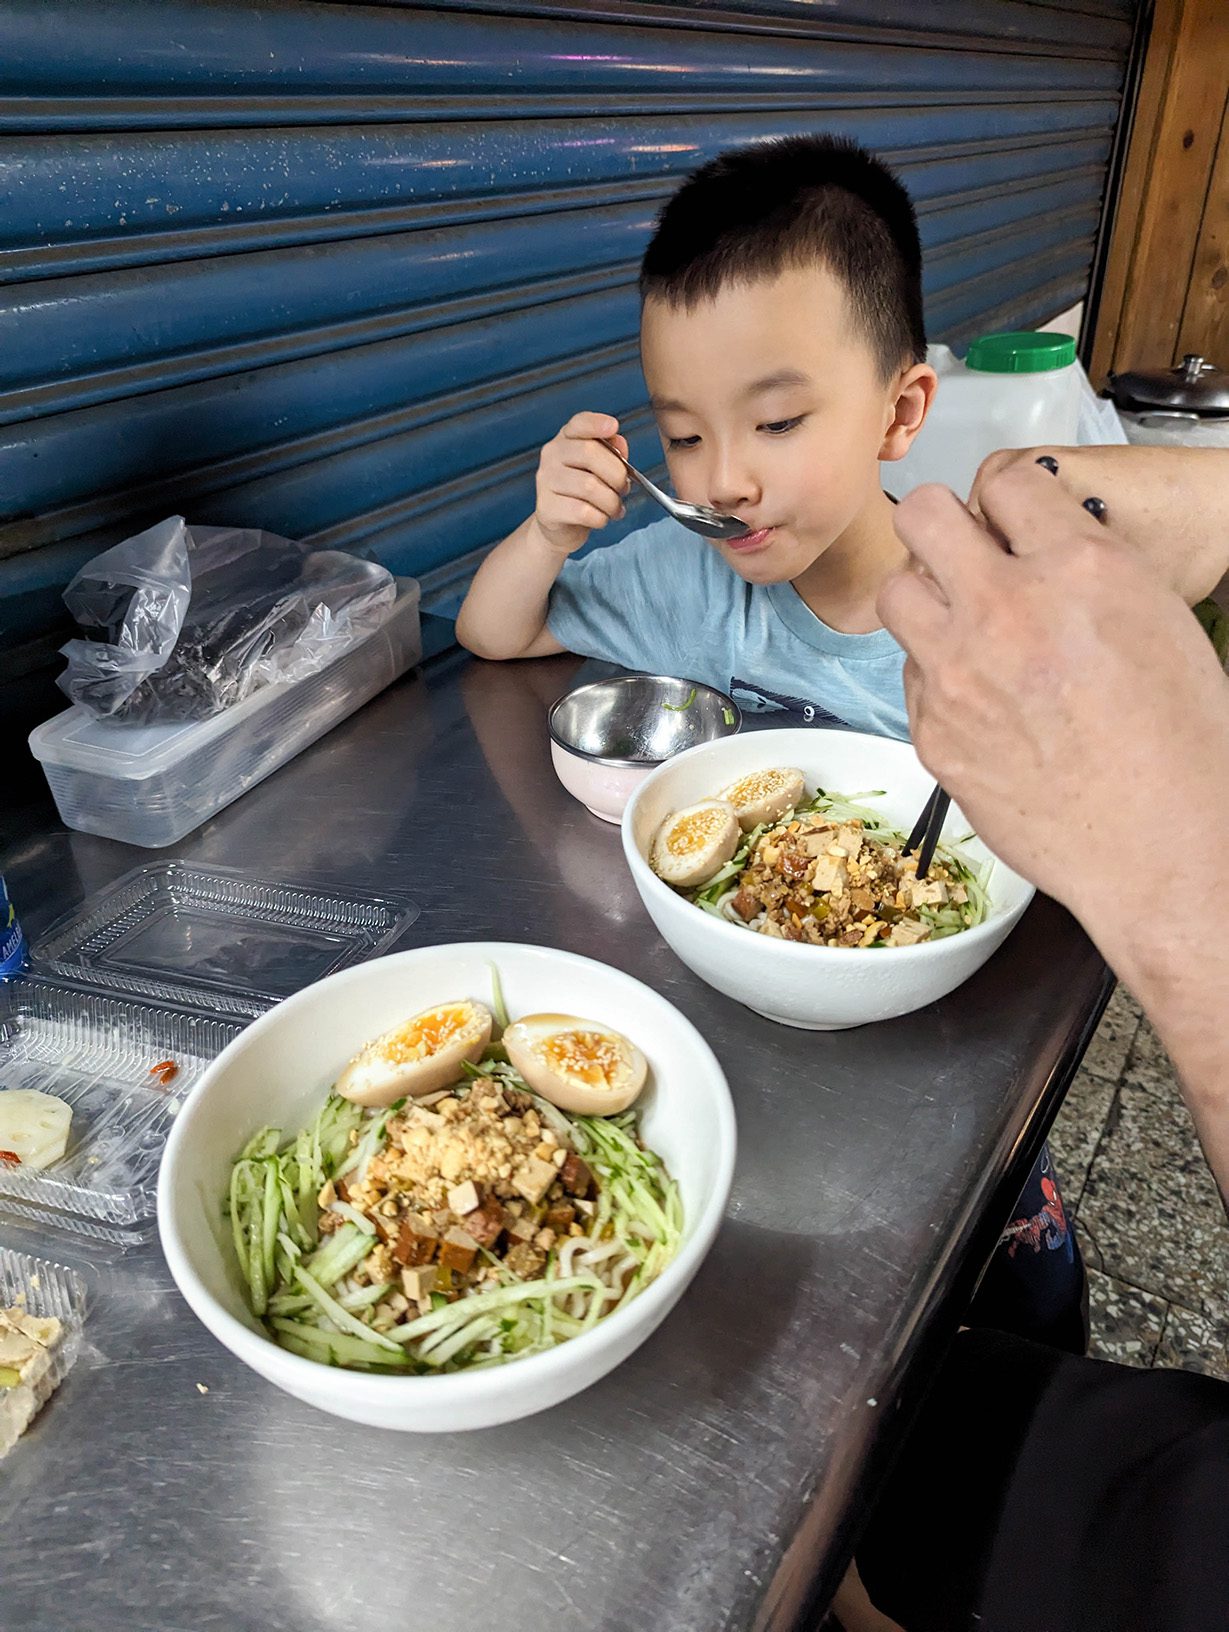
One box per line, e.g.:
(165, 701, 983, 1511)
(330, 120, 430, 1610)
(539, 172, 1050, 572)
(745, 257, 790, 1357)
(58, 515, 396, 724)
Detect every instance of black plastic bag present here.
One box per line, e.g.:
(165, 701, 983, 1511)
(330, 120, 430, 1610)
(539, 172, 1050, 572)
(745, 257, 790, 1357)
(59, 516, 396, 724)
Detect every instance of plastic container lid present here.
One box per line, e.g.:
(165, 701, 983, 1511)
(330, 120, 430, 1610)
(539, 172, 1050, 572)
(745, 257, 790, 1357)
(33, 861, 419, 1019)
(0, 863, 419, 1243)
(0, 976, 243, 1243)
(965, 331, 1077, 373)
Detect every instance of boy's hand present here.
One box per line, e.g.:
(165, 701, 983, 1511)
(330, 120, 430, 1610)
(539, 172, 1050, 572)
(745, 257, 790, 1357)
(532, 412, 631, 555)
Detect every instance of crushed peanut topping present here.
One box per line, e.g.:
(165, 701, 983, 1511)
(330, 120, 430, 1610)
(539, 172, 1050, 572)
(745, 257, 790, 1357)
(355, 1084, 567, 1213)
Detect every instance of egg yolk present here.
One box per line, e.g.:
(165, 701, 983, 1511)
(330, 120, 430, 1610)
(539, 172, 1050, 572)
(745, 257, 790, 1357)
(381, 1004, 476, 1064)
(665, 807, 729, 858)
(541, 1030, 624, 1087)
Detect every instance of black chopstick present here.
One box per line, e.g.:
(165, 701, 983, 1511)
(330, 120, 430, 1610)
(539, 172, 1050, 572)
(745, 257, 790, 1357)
(905, 782, 950, 881)
(905, 783, 949, 881)
(905, 782, 942, 855)
(914, 789, 950, 880)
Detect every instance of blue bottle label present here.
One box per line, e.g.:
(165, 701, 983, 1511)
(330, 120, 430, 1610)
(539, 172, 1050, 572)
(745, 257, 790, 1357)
(0, 874, 28, 977)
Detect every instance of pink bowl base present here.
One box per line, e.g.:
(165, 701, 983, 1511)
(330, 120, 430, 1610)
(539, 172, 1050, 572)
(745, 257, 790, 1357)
(550, 740, 653, 824)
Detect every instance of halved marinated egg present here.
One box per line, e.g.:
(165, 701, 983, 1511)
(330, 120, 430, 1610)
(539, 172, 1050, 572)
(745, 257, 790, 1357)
(717, 766, 806, 831)
(0, 1089, 72, 1171)
(335, 1000, 493, 1107)
(651, 799, 740, 888)
(503, 1015, 647, 1115)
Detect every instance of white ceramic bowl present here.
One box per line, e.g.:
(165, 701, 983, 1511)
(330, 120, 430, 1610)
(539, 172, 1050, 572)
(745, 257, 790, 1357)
(549, 674, 741, 823)
(158, 941, 735, 1432)
(622, 728, 1034, 1030)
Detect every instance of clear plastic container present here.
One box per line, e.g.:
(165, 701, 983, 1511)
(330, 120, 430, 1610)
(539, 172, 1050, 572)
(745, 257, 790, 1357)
(28, 577, 421, 849)
(0, 979, 238, 1242)
(0, 1246, 87, 1455)
(0, 864, 418, 1243)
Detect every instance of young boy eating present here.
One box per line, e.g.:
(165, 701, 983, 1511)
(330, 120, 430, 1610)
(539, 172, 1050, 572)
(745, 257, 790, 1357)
(459, 132, 1090, 1356)
(456, 133, 936, 736)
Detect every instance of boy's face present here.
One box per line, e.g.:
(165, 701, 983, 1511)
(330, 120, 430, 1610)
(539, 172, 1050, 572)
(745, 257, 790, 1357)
(640, 265, 926, 583)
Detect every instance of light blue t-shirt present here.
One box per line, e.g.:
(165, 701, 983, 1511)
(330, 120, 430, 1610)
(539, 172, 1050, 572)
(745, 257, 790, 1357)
(547, 516, 909, 739)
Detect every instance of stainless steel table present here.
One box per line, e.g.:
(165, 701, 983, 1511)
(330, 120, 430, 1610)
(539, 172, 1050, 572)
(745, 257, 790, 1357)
(0, 651, 1110, 1632)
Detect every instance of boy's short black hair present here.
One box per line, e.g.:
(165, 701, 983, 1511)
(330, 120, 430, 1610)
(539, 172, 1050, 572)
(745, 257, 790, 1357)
(639, 134, 926, 380)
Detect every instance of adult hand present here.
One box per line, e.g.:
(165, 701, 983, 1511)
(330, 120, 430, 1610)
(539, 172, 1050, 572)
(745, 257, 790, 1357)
(968, 445, 1229, 606)
(877, 467, 1229, 936)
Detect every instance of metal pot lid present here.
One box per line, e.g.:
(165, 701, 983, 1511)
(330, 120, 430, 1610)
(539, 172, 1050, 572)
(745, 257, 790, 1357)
(1109, 353, 1229, 417)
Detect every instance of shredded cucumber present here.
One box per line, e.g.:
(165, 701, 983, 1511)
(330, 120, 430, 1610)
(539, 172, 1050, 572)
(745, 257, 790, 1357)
(224, 1055, 683, 1377)
(489, 962, 511, 1031)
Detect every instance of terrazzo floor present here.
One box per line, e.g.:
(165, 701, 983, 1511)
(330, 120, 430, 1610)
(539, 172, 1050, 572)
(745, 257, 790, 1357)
(1049, 983, 1229, 1379)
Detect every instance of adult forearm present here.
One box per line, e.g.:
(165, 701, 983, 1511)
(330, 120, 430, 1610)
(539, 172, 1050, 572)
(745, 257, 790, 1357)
(455, 518, 566, 659)
(881, 468, 1229, 1211)
(1079, 900, 1229, 1211)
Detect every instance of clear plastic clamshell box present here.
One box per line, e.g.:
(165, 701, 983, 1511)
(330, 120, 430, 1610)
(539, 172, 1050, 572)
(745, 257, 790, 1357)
(0, 862, 419, 1245)
(0, 1248, 88, 1457)
(28, 576, 421, 850)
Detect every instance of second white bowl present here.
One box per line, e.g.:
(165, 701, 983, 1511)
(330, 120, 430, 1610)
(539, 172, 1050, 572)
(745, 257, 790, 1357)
(622, 728, 1034, 1030)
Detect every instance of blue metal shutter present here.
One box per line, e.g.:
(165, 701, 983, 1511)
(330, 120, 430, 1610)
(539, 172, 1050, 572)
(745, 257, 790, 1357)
(0, 0, 1138, 712)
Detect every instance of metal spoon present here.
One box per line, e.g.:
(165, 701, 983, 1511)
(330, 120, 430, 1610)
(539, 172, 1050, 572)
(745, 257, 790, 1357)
(606, 443, 749, 540)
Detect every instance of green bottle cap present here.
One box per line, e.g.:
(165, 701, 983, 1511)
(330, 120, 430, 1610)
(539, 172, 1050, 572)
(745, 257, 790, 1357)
(964, 331, 1077, 373)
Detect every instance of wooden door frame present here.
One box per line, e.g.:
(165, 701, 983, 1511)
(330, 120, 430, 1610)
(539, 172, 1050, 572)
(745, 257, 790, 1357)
(1087, 0, 1229, 385)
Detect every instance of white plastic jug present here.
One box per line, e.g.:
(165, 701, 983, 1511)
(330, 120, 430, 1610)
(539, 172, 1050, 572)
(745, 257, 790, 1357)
(888, 332, 1081, 501)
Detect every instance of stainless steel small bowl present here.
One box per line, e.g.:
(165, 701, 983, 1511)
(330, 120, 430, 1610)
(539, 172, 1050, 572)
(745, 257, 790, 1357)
(549, 674, 742, 766)
(548, 675, 742, 824)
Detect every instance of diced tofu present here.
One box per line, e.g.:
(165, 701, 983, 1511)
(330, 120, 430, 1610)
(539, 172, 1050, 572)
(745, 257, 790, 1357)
(400, 1265, 437, 1304)
(507, 1215, 536, 1242)
(908, 878, 949, 908)
(438, 1227, 480, 1274)
(810, 854, 848, 893)
(462, 1195, 507, 1248)
(512, 1155, 557, 1205)
(800, 825, 836, 857)
(394, 1212, 439, 1267)
(446, 1180, 480, 1216)
(836, 823, 863, 860)
(888, 918, 932, 947)
(361, 1243, 393, 1284)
